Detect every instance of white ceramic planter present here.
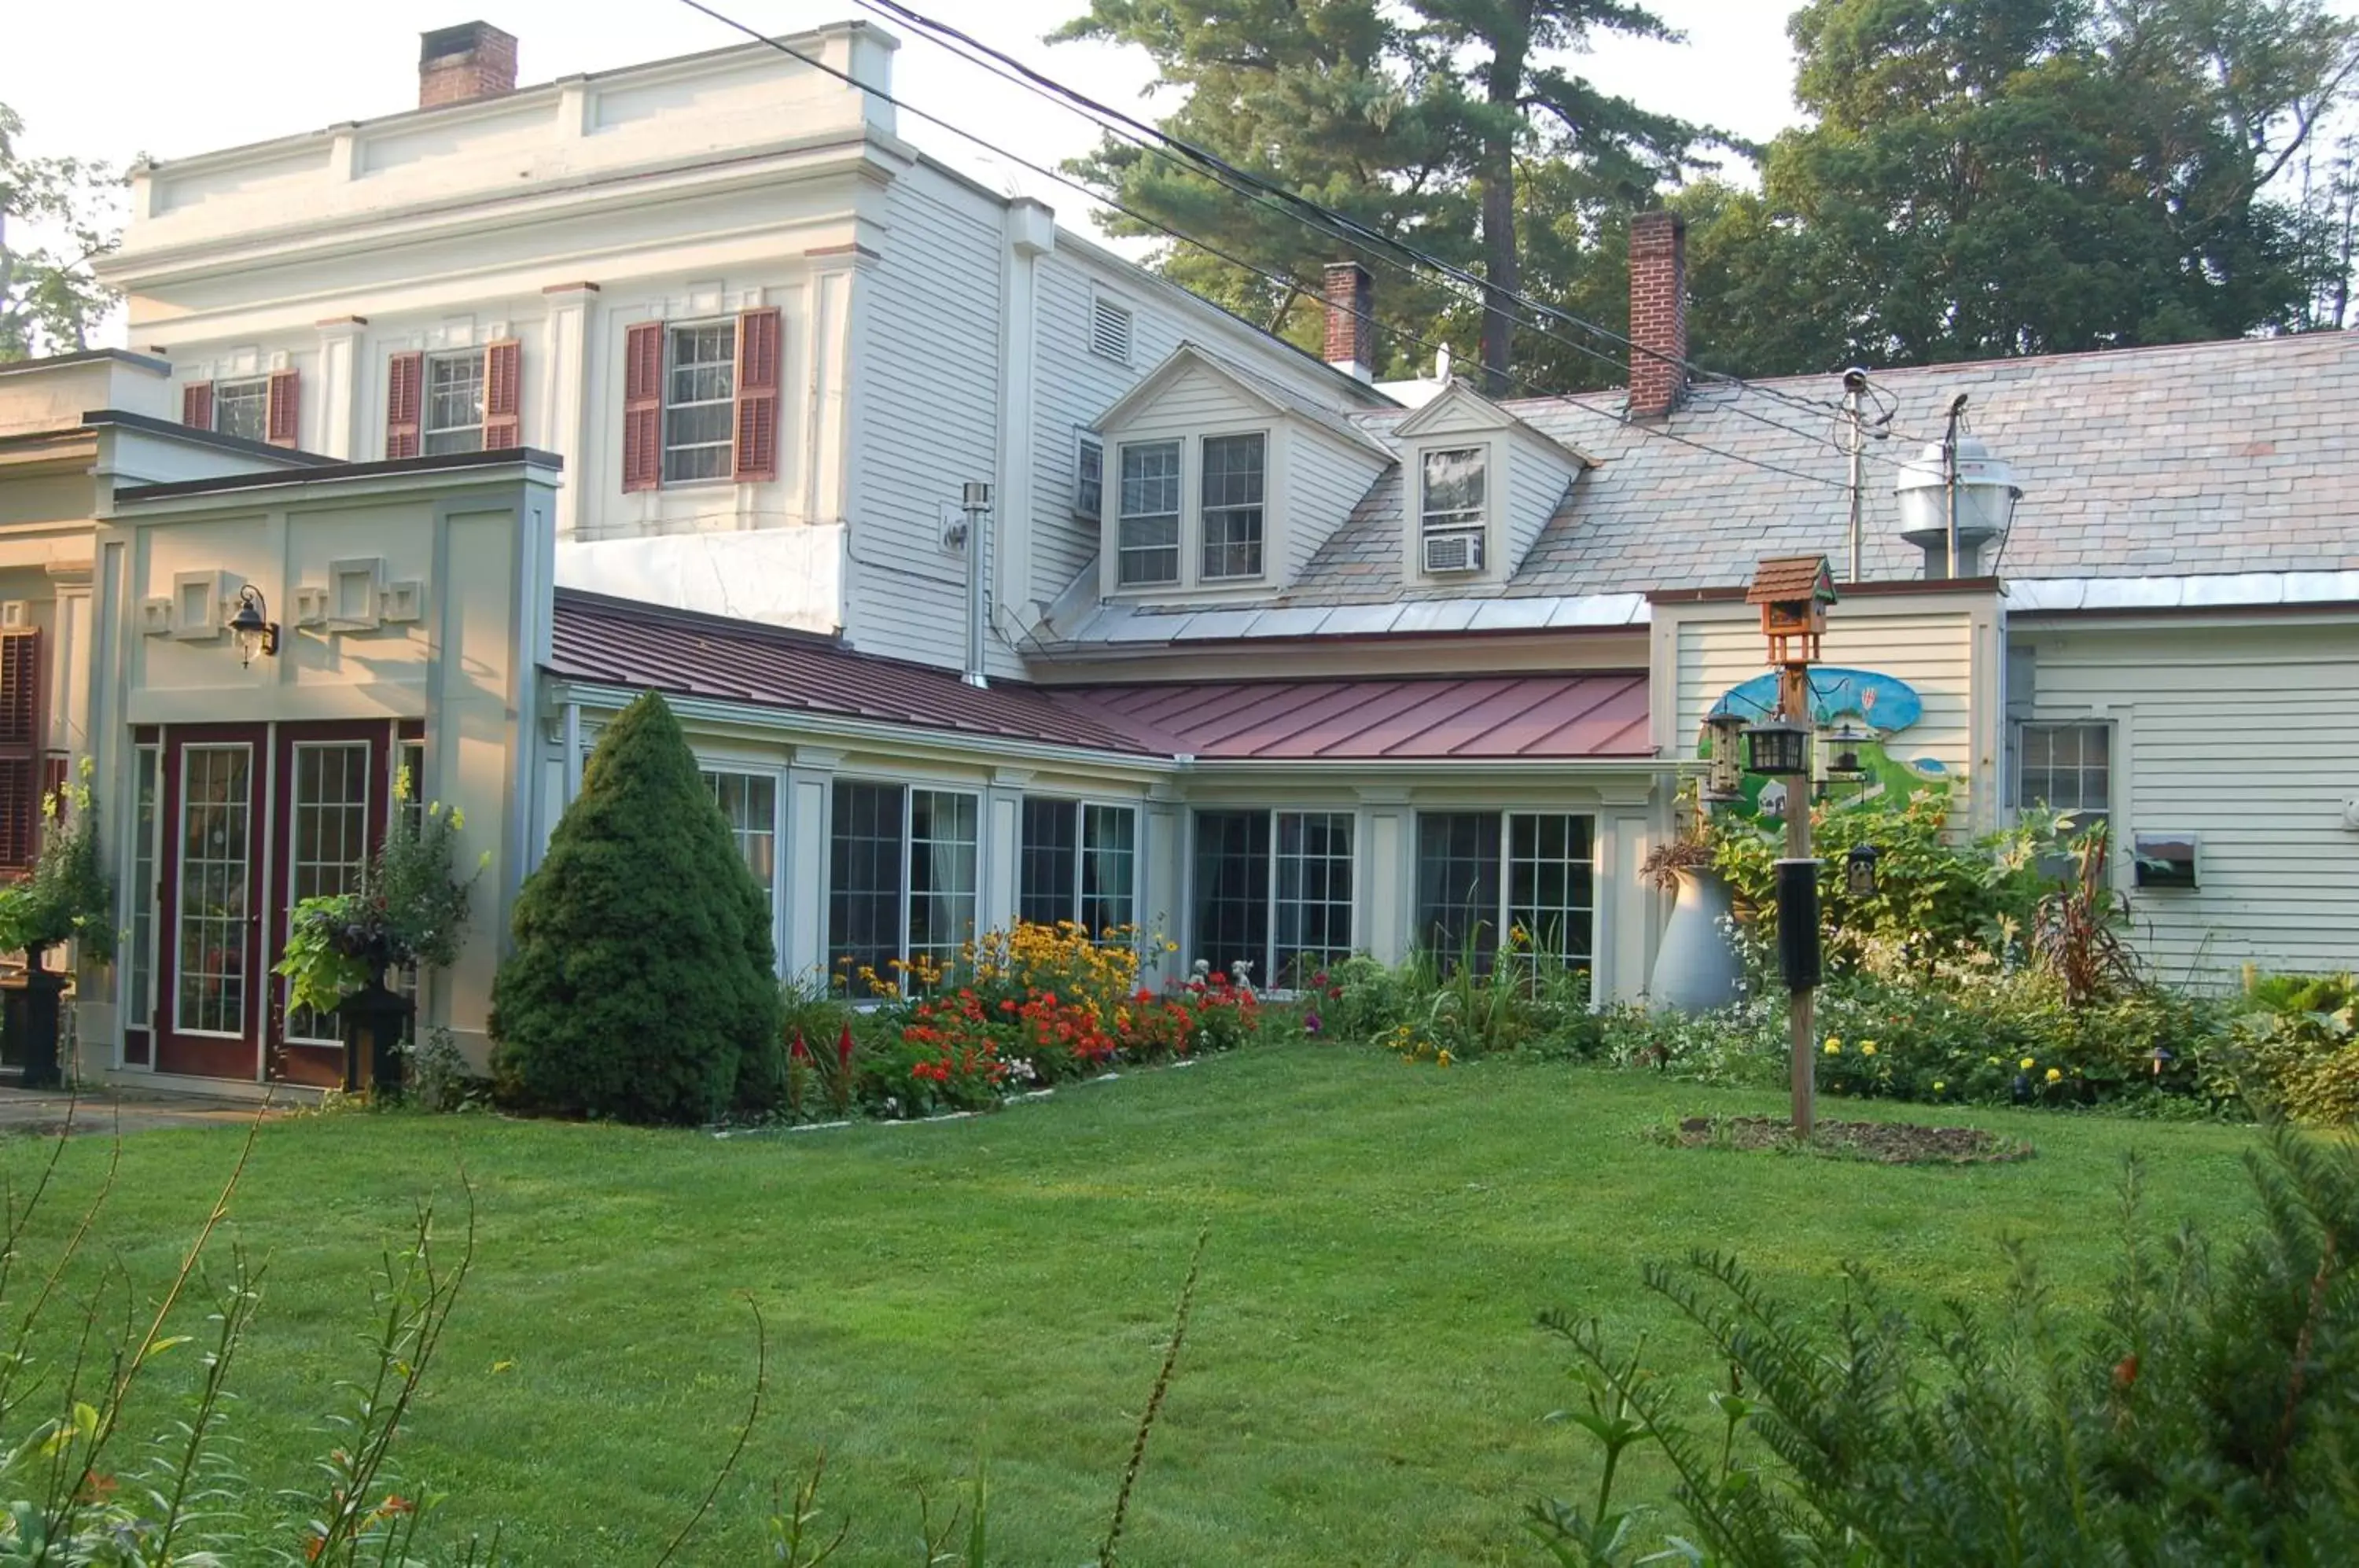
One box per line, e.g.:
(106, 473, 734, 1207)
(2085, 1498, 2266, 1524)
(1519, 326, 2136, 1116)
(1648, 868, 1743, 1013)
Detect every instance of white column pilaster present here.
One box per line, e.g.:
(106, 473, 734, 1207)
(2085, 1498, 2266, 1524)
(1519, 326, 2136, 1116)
(314, 317, 367, 460)
(540, 282, 598, 539)
(783, 747, 842, 985)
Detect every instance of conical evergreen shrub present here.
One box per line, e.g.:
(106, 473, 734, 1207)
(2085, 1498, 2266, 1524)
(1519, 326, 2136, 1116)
(491, 691, 782, 1124)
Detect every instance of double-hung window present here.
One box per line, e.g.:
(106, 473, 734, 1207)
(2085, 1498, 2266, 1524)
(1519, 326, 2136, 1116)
(1074, 431, 1104, 521)
(664, 321, 738, 484)
(1019, 798, 1138, 935)
(423, 352, 487, 455)
(1117, 441, 1183, 587)
(1413, 811, 1595, 970)
(2017, 720, 2111, 881)
(1419, 446, 1487, 572)
(828, 782, 980, 990)
(703, 770, 778, 903)
(1190, 808, 1353, 988)
(212, 377, 272, 444)
(1199, 432, 1266, 580)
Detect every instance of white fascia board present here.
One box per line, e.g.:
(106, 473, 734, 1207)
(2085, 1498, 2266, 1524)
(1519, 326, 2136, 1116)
(2004, 571, 2359, 613)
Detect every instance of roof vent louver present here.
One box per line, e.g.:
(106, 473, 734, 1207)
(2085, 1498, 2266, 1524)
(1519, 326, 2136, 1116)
(1090, 296, 1134, 364)
(1423, 531, 1485, 575)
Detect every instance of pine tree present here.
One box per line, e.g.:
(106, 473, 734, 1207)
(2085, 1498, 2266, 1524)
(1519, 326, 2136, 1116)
(491, 692, 782, 1124)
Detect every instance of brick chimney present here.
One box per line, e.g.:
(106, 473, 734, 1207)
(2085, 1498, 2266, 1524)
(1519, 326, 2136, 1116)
(1627, 212, 1687, 418)
(419, 22, 518, 109)
(1323, 260, 1375, 383)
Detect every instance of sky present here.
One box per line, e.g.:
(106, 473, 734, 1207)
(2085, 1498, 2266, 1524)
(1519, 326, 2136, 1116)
(4, 0, 1801, 329)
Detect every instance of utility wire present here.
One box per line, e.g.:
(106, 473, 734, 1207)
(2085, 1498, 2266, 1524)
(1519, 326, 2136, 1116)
(853, 0, 1893, 467)
(669, 0, 1852, 490)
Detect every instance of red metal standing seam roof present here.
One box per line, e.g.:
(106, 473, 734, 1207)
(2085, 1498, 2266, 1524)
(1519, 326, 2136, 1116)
(548, 591, 1654, 763)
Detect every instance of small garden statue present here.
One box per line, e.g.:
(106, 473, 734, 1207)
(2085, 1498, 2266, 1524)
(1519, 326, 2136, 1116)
(277, 774, 481, 1095)
(0, 761, 113, 1088)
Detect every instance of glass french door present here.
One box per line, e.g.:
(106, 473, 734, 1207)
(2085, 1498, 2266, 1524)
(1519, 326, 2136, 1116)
(151, 722, 397, 1083)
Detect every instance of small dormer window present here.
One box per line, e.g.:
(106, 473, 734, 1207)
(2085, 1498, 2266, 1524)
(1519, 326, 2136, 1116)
(1091, 295, 1135, 364)
(1420, 447, 1487, 573)
(1073, 431, 1103, 521)
(1200, 433, 1266, 580)
(1117, 440, 1182, 587)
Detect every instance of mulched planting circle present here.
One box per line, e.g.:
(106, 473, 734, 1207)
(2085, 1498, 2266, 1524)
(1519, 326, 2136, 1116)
(1673, 1115, 2031, 1165)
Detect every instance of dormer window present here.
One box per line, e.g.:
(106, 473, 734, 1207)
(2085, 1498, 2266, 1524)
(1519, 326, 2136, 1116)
(1420, 447, 1487, 574)
(1117, 440, 1183, 587)
(1200, 433, 1266, 580)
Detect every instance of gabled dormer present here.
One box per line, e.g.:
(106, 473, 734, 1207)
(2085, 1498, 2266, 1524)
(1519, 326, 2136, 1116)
(1390, 381, 1593, 586)
(1091, 343, 1393, 602)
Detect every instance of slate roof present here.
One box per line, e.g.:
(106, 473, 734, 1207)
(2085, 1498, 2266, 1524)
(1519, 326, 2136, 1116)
(1173, 329, 2359, 615)
(549, 591, 1654, 763)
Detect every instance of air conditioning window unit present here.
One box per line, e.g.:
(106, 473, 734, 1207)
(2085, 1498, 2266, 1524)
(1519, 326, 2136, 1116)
(1422, 529, 1485, 575)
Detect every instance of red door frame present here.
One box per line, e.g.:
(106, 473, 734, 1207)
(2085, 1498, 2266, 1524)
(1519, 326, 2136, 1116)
(267, 722, 392, 1088)
(155, 724, 270, 1080)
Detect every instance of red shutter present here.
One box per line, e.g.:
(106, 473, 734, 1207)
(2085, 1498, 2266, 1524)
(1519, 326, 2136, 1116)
(622, 322, 664, 492)
(732, 307, 782, 484)
(0, 631, 42, 874)
(265, 368, 300, 448)
(484, 338, 523, 450)
(385, 352, 424, 460)
(182, 381, 213, 431)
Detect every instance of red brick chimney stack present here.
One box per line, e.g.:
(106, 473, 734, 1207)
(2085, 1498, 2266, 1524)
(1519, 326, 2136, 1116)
(420, 23, 519, 109)
(1323, 260, 1376, 383)
(1627, 212, 1688, 418)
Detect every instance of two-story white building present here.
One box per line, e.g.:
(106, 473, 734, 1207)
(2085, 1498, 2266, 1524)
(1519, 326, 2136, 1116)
(0, 16, 2345, 1092)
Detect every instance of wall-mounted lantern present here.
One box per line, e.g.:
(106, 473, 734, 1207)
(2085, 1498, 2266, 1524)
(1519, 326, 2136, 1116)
(1701, 712, 1747, 801)
(227, 585, 280, 668)
(1822, 720, 1872, 781)
(1742, 715, 1812, 778)
(1845, 842, 1881, 899)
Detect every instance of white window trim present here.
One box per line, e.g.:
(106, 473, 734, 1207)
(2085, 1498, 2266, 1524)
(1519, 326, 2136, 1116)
(121, 741, 164, 1053)
(661, 316, 738, 488)
(283, 739, 375, 1046)
(828, 778, 984, 984)
(1403, 432, 1507, 585)
(1073, 429, 1104, 523)
(210, 375, 272, 442)
(1103, 423, 1285, 600)
(421, 348, 488, 455)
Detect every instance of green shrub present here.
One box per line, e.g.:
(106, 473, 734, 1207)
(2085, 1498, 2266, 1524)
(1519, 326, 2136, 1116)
(1329, 941, 1600, 1065)
(2225, 971, 2358, 1124)
(1529, 1128, 2359, 1564)
(491, 692, 782, 1125)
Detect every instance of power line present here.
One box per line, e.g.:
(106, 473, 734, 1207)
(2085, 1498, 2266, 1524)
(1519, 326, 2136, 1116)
(669, 0, 1853, 491)
(852, 0, 1893, 467)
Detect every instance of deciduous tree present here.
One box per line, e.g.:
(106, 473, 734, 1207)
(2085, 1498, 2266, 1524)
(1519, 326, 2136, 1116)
(0, 104, 120, 362)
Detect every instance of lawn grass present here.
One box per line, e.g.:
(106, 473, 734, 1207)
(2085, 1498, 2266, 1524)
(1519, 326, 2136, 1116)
(6, 1047, 2266, 1566)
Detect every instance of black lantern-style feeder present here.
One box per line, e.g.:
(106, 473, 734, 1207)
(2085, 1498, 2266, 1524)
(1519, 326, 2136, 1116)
(1742, 715, 1812, 778)
(1822, 721, 1872, 781)
(227, 584, 280, 668)
(1845, 842, 1881, 898)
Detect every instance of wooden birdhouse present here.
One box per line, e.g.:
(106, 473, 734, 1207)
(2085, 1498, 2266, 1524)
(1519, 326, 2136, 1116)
(1746, 554, 1837, 666)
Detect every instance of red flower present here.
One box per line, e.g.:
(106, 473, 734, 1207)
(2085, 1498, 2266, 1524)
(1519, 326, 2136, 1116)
(837, 1021, 856, 1073)
(789, 1032, 811, 1062)
(2113, 1354, 2140, 1391)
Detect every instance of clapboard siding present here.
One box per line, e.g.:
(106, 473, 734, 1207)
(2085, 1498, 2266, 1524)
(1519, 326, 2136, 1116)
(1506, 434, 1577, 573)
(848, 167, 1005, 668)
(1287, 430, 1389, 585)
(1672, 605, 1983, 818)
(2022, 620, 2359, 981)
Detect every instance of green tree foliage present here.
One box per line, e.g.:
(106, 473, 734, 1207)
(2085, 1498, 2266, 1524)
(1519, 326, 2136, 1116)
(491, 691, 783, 1124)
(0, 103, 121, 362)
(1051, 0, 1715, 392)
(1686, 0, 2359, 376)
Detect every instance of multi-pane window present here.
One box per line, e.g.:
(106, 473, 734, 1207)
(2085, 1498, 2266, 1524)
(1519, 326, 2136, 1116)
(1421, 447, 1486, 538)
(1199, 432, 1266, 580)
(176, 745, 252, 1036)
(1018, 799, 1137, 935)
(212, 378, 270, 444)
(423, 352, 486, 455)
(826, 782, 981, 989)
(1074, 432, 1104, 520)
(285, 742, 372, 1043)
(663, 321, 737, 484)
(1191, 809, 1353, 988)
(2016, 722, 2110, 829)
(704, 770, 778, 901)
(127, 745, 159, 1035)
(1415, 811, 1595, 970)
(1118, 441, 1182, 587)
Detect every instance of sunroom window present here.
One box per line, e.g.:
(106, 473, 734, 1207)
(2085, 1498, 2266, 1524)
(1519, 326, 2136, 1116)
(828, 782, 979, 990)
(1413, 811, 1594, 970)
(1191, 808, 1353, 988)
(1018, 798, 1137, 934)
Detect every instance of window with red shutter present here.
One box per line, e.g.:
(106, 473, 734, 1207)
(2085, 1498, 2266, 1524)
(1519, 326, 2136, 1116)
(484, 338, 523, 450)
(182, 382, 214, 431)
(733, 307, 782, 484)
(622, 322, 664, 492)
(0, 631, 42, 874)
(266, 368, 301, 448)
(385, 352, 425, 460)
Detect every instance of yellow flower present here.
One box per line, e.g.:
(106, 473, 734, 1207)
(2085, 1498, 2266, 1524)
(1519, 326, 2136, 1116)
(2045, 1067, 2063, 1084)
(2019, 1057, 2036, 1071)
(1824, 1037, 1842, 1055)
(1986, 1055, 2001, 1066)
(1437, 1049, 1453, 1068)
(1932, 1080, 1947, 1093)
(1860, 1041, 1878, 1057)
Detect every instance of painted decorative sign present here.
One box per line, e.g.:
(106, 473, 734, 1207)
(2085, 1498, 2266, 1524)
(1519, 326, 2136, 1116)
(1702, 667, 1949, 820)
